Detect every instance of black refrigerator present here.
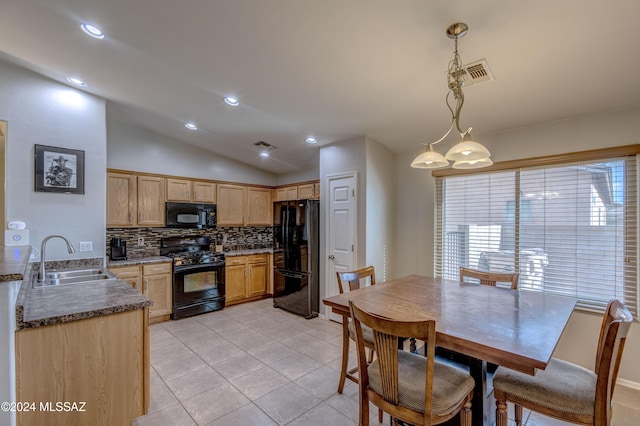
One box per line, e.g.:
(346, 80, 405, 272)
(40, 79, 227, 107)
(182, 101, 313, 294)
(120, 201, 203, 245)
(273, 199, 319, 318)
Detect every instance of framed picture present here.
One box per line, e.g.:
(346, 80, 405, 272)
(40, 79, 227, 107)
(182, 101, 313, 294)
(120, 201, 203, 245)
(34, 144, 85, 194)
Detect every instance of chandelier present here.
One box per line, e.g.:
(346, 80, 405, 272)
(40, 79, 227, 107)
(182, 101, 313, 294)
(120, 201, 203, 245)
(411, 23, 492, 170)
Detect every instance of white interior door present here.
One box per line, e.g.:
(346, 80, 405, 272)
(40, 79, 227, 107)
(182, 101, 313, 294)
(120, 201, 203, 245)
(326, 173, 356, 322)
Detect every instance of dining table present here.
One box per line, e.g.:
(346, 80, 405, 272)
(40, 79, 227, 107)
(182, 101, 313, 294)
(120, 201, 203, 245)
(322, 274, 577, 426)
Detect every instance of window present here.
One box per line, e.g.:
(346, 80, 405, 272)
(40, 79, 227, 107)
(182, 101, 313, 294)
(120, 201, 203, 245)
(434, 153, 637, 315)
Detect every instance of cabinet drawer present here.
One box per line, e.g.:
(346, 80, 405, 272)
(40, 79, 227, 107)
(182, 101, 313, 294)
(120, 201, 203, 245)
(109, 265, 140, 278)
(142, 263, 172, 276)
(248, 254, 267, 264)
(225, 256, 247, 266)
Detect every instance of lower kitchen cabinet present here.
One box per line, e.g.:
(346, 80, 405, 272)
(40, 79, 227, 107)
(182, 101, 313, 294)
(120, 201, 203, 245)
(224, 254, 268, 305)
(110, 262, 172, 324)
(15, 309, 150, 425)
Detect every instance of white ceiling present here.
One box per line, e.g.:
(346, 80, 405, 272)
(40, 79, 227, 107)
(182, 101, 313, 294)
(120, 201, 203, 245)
(1, 0, 639, 175)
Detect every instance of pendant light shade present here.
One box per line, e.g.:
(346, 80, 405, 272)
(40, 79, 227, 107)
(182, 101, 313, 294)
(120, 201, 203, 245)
(411, 145, 449, 169)
(452, 157, 494, 169)
(445, 131, 491, 162)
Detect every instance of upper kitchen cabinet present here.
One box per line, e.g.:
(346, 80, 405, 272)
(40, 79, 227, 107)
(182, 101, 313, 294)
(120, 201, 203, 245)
(107, 171, 165, 227)
(297, 184, 314, 199)
(246, 187, 272, 225)
(217, 184, 272, 226)
(275, 186, 298, 201)
(167, 178, 216, 203)
(107, 172, 137, 226)
(274, 181, 320, 201)
(137, 176, 166, 226)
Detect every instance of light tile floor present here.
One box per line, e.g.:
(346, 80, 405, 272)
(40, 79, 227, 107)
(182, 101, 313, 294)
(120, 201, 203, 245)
(133, 298, 640, 426)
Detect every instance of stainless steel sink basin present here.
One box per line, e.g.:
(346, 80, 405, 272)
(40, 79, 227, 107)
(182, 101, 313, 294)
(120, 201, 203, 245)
(32, 268, 117, 288)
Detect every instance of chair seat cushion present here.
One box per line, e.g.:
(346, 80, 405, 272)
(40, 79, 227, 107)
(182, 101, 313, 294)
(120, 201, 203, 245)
(493, 358, 597, 416)
(348, 319, 374, 346)
(368, 350, 474, 415)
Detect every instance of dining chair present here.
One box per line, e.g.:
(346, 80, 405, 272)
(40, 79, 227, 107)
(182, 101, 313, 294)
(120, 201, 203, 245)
(336, 266, 377, 394)
(336, 266, 383, 423)
(493, 299, 633, 426)
(349, 300, 475, 426)
(460, 266, 519, 290)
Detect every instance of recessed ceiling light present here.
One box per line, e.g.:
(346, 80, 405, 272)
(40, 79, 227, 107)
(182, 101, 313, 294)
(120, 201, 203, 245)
(80, 23, 105, 39)
(66, 77, 86, 87)
(184, 122, 198, 130)
(224, 96, 239, 106)
(305, 137, 317, 144)
(259, 151, 270, 158)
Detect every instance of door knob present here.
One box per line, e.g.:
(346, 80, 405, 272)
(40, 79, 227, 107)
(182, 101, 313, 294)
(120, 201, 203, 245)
(328, 255, 335, 260)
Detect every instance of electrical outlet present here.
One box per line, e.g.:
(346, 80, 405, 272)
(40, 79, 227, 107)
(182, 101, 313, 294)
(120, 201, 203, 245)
(79, 241, 93, 252)
(138, 236, 144, 247)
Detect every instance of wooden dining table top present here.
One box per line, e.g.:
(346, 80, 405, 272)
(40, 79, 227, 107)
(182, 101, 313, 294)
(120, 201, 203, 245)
(323, 274, 577, 375)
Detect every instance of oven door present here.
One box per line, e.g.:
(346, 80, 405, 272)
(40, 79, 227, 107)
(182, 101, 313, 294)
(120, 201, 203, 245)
(172, 263, 225, 319)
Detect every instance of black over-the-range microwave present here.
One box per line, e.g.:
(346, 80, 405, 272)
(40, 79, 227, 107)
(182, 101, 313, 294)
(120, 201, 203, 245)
(166, 202, 217, 229)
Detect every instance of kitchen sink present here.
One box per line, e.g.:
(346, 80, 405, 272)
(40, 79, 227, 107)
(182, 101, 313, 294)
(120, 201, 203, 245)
(32, 268, 117, 288)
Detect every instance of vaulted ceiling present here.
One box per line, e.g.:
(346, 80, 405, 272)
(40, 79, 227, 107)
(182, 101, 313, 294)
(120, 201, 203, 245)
(1, 1, 639, 174)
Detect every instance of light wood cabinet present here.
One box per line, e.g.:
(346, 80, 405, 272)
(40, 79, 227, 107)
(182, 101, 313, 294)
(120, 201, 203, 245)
(193, 181, 216, 203)
(107, 172, 165, 227)
(246, 187, 272, 225)
(110, 262, 172, 323)
(142, 263, 172, 323)
(110, 265, 142, 292)
(298, 183, 314, 199)
(276, 186, 299, 201)
(167, 178, 216, 203)
(218, 184, 272, 226)
(314, 182, 320, 199)
(107, 172, 137, 226)
(217, 184, 246, 226)
(137, 176, 166, 226)
(15, 309, 149, 425)
(166, 178, 192, 201)
(224, 254, 268, 305)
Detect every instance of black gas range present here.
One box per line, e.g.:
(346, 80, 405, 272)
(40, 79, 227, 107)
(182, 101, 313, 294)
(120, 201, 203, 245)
(160, 236, 225, 319)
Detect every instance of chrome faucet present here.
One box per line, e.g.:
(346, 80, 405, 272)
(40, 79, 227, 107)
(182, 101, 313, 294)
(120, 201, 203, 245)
(38, 234, 76, 282)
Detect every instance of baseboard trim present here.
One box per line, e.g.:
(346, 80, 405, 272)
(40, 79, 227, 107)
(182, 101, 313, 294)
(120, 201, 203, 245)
(617, 378, 640, 391)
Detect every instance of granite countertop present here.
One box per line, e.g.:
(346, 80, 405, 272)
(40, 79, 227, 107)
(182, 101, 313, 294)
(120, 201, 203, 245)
(16, 261, 152, 330)
(225, 248, 273, 256)
(107, 255, 172, 268)
(0, 245, 32, 282)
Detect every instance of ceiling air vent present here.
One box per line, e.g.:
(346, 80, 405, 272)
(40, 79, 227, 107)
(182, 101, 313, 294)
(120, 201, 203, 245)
(452, 59, 495, 87)
(254, 141, 273, 148)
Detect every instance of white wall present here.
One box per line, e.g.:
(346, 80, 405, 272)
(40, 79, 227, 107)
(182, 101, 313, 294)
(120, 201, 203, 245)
(0, 59, 107, 261)
(319, 136, 367, 314)
(365, 137, 396, 283)
(276, 167, 319, 186)
(395, 105, 640, 383)
(107, 118, 277, 186)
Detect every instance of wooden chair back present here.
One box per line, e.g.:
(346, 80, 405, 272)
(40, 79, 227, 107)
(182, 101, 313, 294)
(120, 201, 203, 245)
(349, 300, 438, 425)
(336, 266, 376, 293)
(460, 267, 519, 290)
(593, 300, 633, 425)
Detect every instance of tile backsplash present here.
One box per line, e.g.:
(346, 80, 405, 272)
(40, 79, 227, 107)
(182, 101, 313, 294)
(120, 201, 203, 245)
(106, 227, 273, 258)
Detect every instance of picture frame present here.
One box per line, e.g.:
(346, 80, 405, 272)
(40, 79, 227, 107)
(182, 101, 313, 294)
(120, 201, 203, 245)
(34, 144, 85, 194)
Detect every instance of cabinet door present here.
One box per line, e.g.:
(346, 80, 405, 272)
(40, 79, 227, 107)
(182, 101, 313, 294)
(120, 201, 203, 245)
(225, 264, 247, 302)
(166, 178, 192, 201)
(247, 262, 267, 298)
(193, 181, 216, 203)
(107, 173, 136, 226)
(297, 184, 314, 200)
(137, 176, 166, 226)
(144, 274, 172, 319)
(286, 186, 298, 200)
(314, 182, 320, 200)
(217, 184, 246, 226)
(109, 265, 142, 293)
(246, 187, 272, 225)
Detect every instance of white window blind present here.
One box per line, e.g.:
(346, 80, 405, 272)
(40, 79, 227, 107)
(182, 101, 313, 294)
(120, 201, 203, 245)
(435, 156, 638, 315)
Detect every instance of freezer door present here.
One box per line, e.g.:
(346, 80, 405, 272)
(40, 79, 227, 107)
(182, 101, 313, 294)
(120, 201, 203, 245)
(273, 268, 317, 319)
